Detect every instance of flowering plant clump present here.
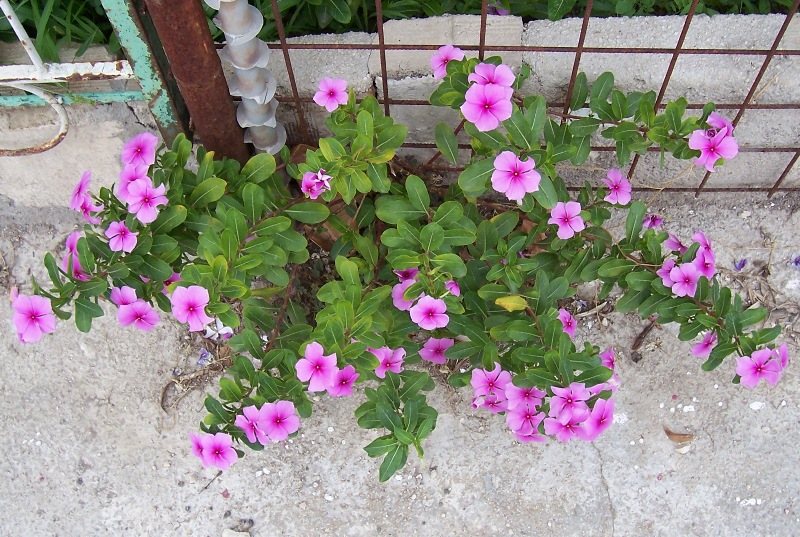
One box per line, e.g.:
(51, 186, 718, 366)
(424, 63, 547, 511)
(15, 51, 789, 482)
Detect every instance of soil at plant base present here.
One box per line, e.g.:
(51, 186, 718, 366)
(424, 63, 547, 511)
(2, 181, 800, 536)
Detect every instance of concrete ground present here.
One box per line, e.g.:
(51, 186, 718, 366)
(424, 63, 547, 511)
(1, 102, 800, 537)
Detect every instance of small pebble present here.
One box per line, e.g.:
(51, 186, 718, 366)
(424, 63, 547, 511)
(324, 494, 333, 502)
(683, 405, 696, 412)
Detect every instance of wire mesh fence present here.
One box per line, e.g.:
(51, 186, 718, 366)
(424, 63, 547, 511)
(262, 0, 800, 197)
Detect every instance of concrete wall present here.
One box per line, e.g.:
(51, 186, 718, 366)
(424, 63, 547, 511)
(265, 14, 800, 190)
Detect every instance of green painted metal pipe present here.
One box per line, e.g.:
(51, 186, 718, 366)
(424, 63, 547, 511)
(0, 91, 146, 107)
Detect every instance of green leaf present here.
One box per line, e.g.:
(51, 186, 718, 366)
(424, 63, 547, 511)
(285, 202, 330, 224)
(625, 201, 646, 243)
(524, 95, 547, 141)
(590, 72, 615, 101)
(242, 183, 265, 222)
(139, 255, 173, 281)
(434, 122, 459, 164)
(375, 124, 408, 153)
(420, 223, 444, 251)
(458, 158, 495, 197)
(189, 177, 226, 207)
(151, 205, 188, 234)
(548, 0, 578, 20)
(568, 117, 602, 137)
(568, 72, 589, 110)
(433, 201, 464, 226)
(242, 153, 276, 184)
(378, 444, 408, 482)
(504, 109, 535, 151)
(532, 174, 558, 210)
(319, 138, 346, 160)
(574, 366, 614, 387)
(326, 0, 351, 23)
(375, 196, 427, 224)
(516, 368, 559, 389)
(597, 259, 636, 279)
(377, 403, 403, 432)
(364, 435, 399, 457)
(357, 109, 374, 138)
(405, 175, 430, 212)
(74, 297, 103, 333)
(252, 216, 291, 237)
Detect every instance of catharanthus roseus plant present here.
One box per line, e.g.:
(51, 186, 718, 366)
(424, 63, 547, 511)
(15, 49, 789, 482)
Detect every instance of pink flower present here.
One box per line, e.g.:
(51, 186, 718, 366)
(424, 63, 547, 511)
(445, 280, 461, 297)
(688, 123, 738, 173)
(170, 285, 214, 331)
(504, 383, 545, 410)
(127, 178, 168, 224)
(301, 169, 332, 200)
(599, 348, 616, 370)
(296, 342, 339, 392)
(327, 365, 360, 397)
(548, 201, 585, 240)
(409, 295, 449, 330)
(478, 391, 509, 413)
(313, 78, 348, 112)
(12, 295, 56, 343)
(394, 268, 419, 282)
(692, 249, 716, 279)
(235, 405, 271, 445)
(708, 112, 734, 136)
(577, 398, 615, 441)
(105, 221, 138, 253)
(79, 196, 103, 225)
(692, 230, 712, 253)
(514, 427, 547, 443)
(642, 213, 663, 229)
(260, 400, 300, 441)
(60, 232, 90, 281)
(121, 133, 158, 167)
(775, 343, 789, 370)
(558, 308, 577, 339)
(419, 337, 454, 365)
(460, 83, 513, 132)
(70, 171, 91, 211)
(117, 300, 159, 331)
(657, 258, 676, 288)
(110, 285, 137, 306)
(371, 346, 406, 378)
(669, 263, 701, 297)
(117, 164, 149, 202)
(506, 405, 545, 436)
(471, 362, 511, 397)
(665, 233, 687, 254)
(162, 271, 182, 295)
(192, 432, 238, 470)
(490, 151, 541, 202)
(543, 414, 585, 443)
(602, 169, 632, 205)
(736, 348, 783, 388)
(430, 44, 464, 79)
(691, 331, 717, 358)
(468, 63, 515, 87)
(391, 280, 417, 311)
(550, 382, 591, 423)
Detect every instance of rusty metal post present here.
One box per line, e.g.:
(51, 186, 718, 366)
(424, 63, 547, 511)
(143, 0, 250, 164)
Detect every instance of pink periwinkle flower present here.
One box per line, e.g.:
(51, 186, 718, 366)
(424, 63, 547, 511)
(313, 78, 348, 112)
(419, 337, 455, 365)
(657, 258, 676, 288)
(461, 83, 513, 132)
(602, 169, 632, 205)
(665, 233, 688, 254)
(117, 164, 149, 202)
(669, 263, 701, 298)
(70, 171, 92, 211)
(105, 221, 138, 253)
(692, 231, 713, 253)
(61, 232, 90, 281)
(430, 44, 464, 79)
(394, 267, 419, 283)
(708, 112, 734, 136)
(775, 343, 789, 370)
(327, 365, 360, 397)
(110, 285, 137, 306)
(468, 63, 515, 88)
(260, 400, 301, 441)
(118, 300, 159, 331)
(301, 169, 332, 200)
(688, 121, 738, 173)
(127, 178, 167, 224)
(478, 391, 509, 414)
(191, 432, 238, 470)
(163, 271, 182, 295)
(296, 342, 339, 392)
(488, 2, 511, 15)
(445, 280, 461, 297)
(691, 331, 718, 358)
(506, 404, 545, 436)
(170, 285, 214, 331)
(643, 213, 664, 229)
(122, 132, 158, 167)
(371, 346, 406, 379)
(577, 398, 615, 441)
(599, 348, 616, 370)
(548, 201, 585, 240)
(504, 383, 545, 410)
(736, 348, 784, 388)
(235, 405, 271, 445)
(471, 362, 512, 397)
(514, 427, 547, 443)
(490, 151, 541, 202)
(558, 308, 577, 339)
(409, 295, 449, 330)
(391, 279, 418, 311)
(543, 414, 585, 443)
(692, 249, 716, 279)
(80, 196, 103, 225)
(550, 382, 591, 423)
(12, 295, 56, 344)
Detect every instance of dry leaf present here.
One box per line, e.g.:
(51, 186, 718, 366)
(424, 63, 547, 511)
(663, 425, 694, 443)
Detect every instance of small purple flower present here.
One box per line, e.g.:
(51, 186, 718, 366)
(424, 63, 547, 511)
(733, 259, 748, 272)
(665, 234, 687, 254)
(394, 268, 419, 283)
(313, 78, 348, 112)
(643, 213, 664, 229)
(790, 254, 800, 270)
(445, 280, 461, 297)
(602, 169, 632, 205)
